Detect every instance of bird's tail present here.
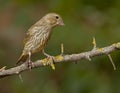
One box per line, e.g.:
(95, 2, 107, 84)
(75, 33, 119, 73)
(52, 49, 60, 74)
(16, 54, 28, 65)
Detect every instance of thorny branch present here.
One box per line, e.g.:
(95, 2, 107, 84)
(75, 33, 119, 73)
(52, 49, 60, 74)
(0, 41, 120, 79)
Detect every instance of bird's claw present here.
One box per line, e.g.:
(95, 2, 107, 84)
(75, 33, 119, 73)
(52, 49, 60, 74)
(46, 56, 55, 70)
(42, 50, 55, 70)
(28, 61, 34, 70)
(42, 55, 55, 70)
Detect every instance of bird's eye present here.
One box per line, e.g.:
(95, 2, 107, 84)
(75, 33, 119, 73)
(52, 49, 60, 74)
(55, 16, 59, 19)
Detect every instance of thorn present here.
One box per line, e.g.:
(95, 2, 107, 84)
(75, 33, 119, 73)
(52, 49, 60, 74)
(61, 43, 64, 55)
(18, 74, 23, 83)
(92, 37, 97, 50)
(107, 54, 116, 70)
(0, 66, 6, 72)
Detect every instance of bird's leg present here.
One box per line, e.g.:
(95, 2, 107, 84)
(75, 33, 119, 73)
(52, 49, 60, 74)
(28, 51, 33, 70)
(42, 50, 55, 70)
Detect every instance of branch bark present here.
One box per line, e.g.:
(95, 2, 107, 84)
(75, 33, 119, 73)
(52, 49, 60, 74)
(0, 42, 120, 79)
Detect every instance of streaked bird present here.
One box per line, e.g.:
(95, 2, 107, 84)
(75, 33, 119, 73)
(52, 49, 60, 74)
(17, 13, 64, 69)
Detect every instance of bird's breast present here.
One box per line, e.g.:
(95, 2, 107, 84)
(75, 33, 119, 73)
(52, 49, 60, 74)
(31, 31, 51, 53)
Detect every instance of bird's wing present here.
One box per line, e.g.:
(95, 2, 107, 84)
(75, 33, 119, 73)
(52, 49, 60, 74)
(23, 25, 40, 45)
(23, 31, 32, 45)
(23, 19, 45, 45)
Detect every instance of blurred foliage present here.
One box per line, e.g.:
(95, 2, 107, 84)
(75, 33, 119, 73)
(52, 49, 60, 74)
(0, 0, 120, 93)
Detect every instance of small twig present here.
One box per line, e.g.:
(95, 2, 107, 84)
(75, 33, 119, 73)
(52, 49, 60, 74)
(0, 66, 6, 72)
(18, 74, 23, 83)
(107, 54, 116, 70)
(61, 43, 64, 55)
(92, 37, 97, 50)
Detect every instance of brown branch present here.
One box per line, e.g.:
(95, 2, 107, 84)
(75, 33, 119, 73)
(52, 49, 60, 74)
(0, 42, 120, 79)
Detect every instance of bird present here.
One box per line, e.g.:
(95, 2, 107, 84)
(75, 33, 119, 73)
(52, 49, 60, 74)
(17, 13, 64, 69)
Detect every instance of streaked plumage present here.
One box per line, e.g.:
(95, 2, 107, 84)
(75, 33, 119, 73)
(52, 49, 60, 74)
(17, 13, 64, 66)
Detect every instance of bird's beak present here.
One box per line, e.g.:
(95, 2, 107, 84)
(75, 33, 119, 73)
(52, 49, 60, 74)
(59, 20, 65, 26)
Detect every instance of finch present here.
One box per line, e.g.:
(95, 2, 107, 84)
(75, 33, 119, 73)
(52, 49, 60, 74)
(17, 13, 64, 69)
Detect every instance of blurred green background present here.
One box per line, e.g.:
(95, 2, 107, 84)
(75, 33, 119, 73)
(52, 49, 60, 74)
(0, 0, 120, 93)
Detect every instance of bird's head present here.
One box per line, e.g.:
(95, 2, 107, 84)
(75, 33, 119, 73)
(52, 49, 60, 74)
(43, 13, 65, 27)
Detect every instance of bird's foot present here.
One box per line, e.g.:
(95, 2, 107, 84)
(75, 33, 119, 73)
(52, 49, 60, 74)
(42, 55, 55, 70)
(42, 50, 55, 70)
(46, 55, 55, 70)
(28, 60, 34, 70)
